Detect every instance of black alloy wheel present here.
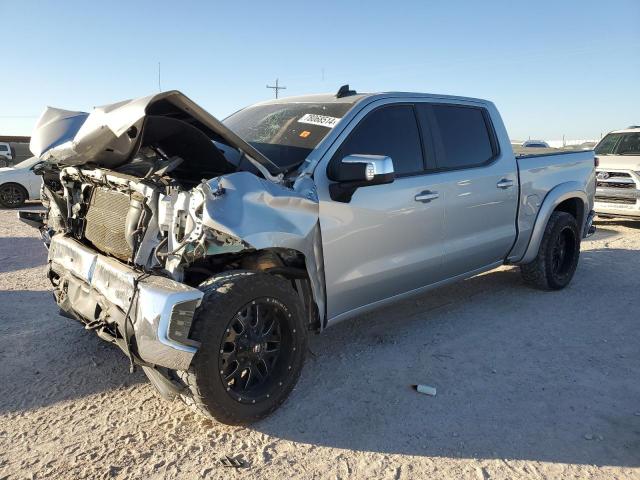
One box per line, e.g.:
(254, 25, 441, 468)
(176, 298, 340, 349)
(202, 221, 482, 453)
(550, 225, 577, 277)
(219, 298, 293, 403)
(179, 271, 307, 425)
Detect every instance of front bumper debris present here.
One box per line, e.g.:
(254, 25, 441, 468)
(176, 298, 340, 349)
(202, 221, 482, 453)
(48, 235, 203, 370)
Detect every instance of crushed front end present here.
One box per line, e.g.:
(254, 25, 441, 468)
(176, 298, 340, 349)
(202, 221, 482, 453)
(29, 90, 325, 401)
(48, 234, 202, 371)
(44, 163, 213, 378)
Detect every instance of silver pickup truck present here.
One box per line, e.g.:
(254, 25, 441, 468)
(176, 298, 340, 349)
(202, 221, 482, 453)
(25, 88, 595, 425)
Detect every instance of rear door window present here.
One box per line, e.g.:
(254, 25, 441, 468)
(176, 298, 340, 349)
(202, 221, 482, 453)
(418, 104, 496, 170)
(0, 145, 8, 152)
(335, 105, 424, 176)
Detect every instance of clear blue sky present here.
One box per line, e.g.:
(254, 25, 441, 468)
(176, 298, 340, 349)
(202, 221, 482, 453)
(2, 0, 639, 140)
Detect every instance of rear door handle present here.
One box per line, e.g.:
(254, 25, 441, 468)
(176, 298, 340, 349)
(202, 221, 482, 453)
(497, 179, 514, 189)
(415, 191, 439, 203)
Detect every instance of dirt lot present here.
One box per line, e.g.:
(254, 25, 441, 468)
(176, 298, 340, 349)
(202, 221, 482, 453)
(0, 205, 639, 480)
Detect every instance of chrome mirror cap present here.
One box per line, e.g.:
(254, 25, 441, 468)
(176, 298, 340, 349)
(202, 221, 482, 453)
(342, 154, 394, 181)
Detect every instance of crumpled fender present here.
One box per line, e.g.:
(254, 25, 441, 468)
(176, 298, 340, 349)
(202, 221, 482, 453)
(200, 172, 326, 324)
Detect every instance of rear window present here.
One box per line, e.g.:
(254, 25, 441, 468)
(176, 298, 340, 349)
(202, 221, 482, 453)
(224, 102, 354, 172)
(429, 105, 495, 170)
(595, 132, 640, 155)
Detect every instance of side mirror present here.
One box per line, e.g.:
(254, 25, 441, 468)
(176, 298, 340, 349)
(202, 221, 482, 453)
(328, 154, 395, 184)
(328, 154, 395, 202)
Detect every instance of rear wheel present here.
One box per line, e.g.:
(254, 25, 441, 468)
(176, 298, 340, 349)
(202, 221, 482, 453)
(179, 271, 307, 425)
(0, 183, 28, 208)
(520, 211, 581, 290)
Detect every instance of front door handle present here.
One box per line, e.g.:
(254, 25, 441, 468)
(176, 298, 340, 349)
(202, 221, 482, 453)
(497, 179, 514, 189)
(415, 191, 439, 203)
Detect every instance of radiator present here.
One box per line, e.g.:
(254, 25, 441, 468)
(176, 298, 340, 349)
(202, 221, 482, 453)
(84, 188, 132, 261)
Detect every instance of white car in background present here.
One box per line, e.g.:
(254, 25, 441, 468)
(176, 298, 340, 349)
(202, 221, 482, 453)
(594, 126, 640, 219)
(521, 140, 550, 148)
(0, 156, 43, 208)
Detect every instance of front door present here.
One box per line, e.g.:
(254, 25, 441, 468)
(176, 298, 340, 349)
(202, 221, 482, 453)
(316, 103, 447, 321)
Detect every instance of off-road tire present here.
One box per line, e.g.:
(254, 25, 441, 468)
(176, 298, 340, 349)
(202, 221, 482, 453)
(520, 211, 580, 290)
(0, 182, 28, 208)
(178, 271, 308, 425)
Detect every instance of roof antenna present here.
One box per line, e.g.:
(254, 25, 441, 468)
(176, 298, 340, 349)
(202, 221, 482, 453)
(336, 84, 356, 98)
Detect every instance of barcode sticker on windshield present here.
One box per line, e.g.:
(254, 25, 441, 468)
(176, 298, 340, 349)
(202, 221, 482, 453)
(298, 113, 340, 128)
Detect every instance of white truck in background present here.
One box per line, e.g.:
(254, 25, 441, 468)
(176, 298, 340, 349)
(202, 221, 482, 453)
(594, 126, 640, 219)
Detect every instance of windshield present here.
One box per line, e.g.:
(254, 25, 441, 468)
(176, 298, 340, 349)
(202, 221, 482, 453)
(224, 102, 354, 172)
(595, 132, 640, 155)
(13, 156, 41, 169)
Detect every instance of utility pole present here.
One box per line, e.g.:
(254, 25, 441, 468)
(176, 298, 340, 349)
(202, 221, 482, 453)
(266, 78, 286, 99)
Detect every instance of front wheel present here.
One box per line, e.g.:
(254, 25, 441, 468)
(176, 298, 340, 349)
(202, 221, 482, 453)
(520, 211, 581, 290)
(179, 271, 308, 425)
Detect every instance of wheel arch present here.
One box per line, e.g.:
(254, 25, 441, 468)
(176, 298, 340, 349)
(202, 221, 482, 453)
(239, 247, 322, 332)
(515, 182, 588, 265)
(189, 247, 323, 332)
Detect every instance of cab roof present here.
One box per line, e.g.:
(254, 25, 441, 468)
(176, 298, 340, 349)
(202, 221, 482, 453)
(254, 91, 490, 107)
(610, 126, 640, 134)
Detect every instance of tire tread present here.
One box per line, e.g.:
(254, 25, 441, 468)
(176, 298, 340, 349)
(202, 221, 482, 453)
(177, 271, 306, 425)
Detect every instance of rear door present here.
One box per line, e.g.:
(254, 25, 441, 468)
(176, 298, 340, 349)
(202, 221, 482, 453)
(415, 102, 517, 277)
(316, 101, 447, 321)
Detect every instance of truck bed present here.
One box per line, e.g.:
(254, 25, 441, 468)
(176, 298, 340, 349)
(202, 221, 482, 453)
(508, 149, 596, 262)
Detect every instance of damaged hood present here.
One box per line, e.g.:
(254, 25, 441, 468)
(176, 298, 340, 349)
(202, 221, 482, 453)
(30, 90, 281, 175)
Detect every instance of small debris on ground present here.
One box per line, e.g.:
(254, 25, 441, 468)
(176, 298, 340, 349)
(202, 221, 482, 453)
(200, 467, 213, 477)
(584, 433, 594, 440)
(219, 455, 247, 468)
(412, 384, 437, 396)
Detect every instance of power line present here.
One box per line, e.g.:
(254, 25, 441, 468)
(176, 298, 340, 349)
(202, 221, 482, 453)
(266, 78, 286, 99)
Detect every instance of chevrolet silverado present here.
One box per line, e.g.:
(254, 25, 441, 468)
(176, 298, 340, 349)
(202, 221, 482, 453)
(23, 87, 596, 424)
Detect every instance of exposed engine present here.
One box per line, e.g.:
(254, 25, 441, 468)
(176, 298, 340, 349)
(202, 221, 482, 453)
(41, 141, 250, 291)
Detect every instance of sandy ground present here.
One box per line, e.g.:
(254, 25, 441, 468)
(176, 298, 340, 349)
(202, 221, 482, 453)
(0, 204, 639, 480)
